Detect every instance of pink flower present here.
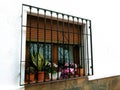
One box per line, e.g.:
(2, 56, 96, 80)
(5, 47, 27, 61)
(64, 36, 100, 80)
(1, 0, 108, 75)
(62, 63, 77, 75)
(65, 63, 69, 67)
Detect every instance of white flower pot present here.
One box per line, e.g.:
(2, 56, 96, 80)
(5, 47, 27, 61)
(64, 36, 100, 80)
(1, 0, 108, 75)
(49, 72, 61, 80)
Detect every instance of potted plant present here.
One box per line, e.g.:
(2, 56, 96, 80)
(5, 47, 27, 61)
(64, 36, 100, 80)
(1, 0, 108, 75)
(45, 62, 61, 80)
(77, 64, 85, 76)
(61, 62, 77, 79)
(48, 67, 57, 80)
(31, 52, 45, 82)
(25, 67, 35, 83)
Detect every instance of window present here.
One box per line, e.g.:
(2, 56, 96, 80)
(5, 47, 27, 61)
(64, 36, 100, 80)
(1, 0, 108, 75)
(20, 4, 93, 85)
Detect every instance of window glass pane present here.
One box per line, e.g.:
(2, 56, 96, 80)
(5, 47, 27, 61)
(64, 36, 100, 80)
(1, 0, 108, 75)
(58, 45, 73, 63)
(45, 44, 51, 61)
(29, 43, 51, 61)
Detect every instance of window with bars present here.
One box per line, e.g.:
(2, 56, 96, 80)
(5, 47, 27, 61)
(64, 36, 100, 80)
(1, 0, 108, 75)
(20, 4, 93, 85)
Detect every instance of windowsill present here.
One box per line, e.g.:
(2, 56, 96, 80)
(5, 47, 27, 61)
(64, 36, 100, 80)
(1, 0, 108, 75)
(24, 76, 88, 86)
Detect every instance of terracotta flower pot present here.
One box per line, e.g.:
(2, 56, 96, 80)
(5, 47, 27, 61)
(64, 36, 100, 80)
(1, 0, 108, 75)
(38, 71, 44, 82)
(26, 73, 35, 83)
(77, 68, 85, 76)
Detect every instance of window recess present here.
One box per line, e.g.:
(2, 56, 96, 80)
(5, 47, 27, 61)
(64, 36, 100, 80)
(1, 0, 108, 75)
(20, 4, 93, 85)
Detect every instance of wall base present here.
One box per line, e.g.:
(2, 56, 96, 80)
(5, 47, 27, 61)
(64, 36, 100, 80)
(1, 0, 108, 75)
(25, 75, 120, 90)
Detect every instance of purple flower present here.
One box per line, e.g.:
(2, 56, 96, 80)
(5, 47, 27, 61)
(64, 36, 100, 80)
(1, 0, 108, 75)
(61, 62, 77, 78)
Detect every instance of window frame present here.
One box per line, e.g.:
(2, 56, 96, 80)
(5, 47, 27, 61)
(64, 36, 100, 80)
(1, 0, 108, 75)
(20, 4, 93, 86)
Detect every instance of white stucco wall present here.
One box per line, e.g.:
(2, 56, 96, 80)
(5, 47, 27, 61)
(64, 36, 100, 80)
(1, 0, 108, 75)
(0, 0, 120, 89)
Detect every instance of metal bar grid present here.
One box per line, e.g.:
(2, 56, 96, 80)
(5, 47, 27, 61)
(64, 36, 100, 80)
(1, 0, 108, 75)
(20, 4, 93, 86)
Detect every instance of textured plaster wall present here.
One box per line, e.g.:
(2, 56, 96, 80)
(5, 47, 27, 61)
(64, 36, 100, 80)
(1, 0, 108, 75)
(25, 75, 120, 90)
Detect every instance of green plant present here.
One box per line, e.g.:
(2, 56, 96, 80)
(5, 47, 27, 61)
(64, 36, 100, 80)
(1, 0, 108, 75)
(44, 61, 58, 74)
(31, 53, 44, 71)
(26, 66, 35, 74)
(77, 64, 83, 68)
(48, 67, 57, 74)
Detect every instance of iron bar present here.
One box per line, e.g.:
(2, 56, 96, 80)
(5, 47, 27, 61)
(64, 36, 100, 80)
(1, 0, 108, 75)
(85, 20, 90, 75)
(22, 4, 87, 21)
(27, 6, 32, 84)
(56, 13, 59, 80)
(23, 25, 82, 34)
(36, 8, 40, 82)
(72, 17, 75, 77)
(50, 11, 53, 81)
(68, 15, 70, 78)
(62, 14, 65, 66)
(77, 18, 80, 77)
(43, 10, 46, 82)
(89, 20, 94, 75)
(81, 19, 84, 69)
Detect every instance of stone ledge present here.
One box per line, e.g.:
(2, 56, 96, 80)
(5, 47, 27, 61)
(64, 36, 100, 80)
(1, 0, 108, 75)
(25, 75, 120, 90)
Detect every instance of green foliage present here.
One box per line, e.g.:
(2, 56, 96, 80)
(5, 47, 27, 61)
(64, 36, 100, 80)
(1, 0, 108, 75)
(26, 67, 35, 74)
(31, 53, 44, 71)
(44, 61, 58, 73)
(77, 64, 83, 68)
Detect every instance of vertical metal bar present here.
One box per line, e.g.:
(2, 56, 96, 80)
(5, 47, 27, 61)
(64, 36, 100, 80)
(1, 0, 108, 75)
(59, 15, 62, 78)
(89, 20, 94, 75)
(81, 19, 86, 76)
(43, 10, 46, 82)
(62, 14, 67, 79)
(67, 15, 70, 78)
(28, 6, 32, 84)
(80, 19, 84, 77)
(85, 20, 90, 75)
(81, 19, 84, 69)
(36, 8, 39, 82)
(48, 45, 50, 61)
(72, 17, 75, 46)
(77, 18, 80, 77)
(50, 11, 53, 81)
(50, 11, 53, 46)
(56, 13, 59, 45)
(72, 17, 75, 77)
(62, 14, 65, 65)
(56, 13, 59, 80)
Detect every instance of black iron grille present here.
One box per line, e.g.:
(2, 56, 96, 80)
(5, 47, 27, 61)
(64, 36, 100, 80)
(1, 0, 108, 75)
(20, 4, 93, 85)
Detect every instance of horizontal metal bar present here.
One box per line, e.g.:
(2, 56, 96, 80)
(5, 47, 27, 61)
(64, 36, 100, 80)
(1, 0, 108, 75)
(22, 4, 91, 21)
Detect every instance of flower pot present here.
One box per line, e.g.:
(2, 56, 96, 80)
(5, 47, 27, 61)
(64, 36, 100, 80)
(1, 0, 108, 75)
(57, 72, 61, 79)
(49, 72, 61, 80)
(38, 71, 44, 82)
(26, 73, 35, 83)
(49, 73, 57, 80)
(77, 68, 85, 76)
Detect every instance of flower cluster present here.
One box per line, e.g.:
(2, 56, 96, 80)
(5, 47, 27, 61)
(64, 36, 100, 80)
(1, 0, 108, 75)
(61, 62, 77, 78)
(45, 61, 58, 73)
(45, 61, 78, 79)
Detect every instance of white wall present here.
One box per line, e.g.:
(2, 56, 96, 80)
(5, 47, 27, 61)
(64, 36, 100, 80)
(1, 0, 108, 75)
(0, 0, 120, 89)
(0, 0, 23, 90)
